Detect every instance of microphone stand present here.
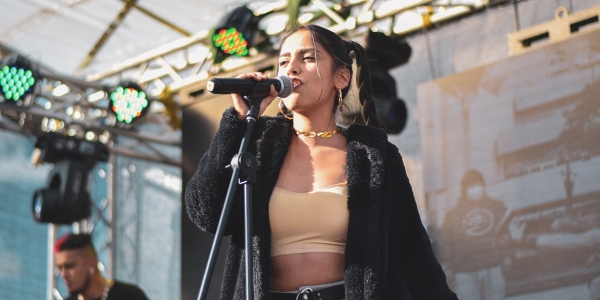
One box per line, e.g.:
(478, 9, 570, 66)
(197, 94, 263, 300)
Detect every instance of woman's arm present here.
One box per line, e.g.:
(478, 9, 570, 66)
(185, 72, 277, 235)
(184, 107, 249, 235)
(387, 144, 457, 299)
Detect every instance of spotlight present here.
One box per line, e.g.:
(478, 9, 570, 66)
(109, 81, 150, 125)
(32, 160, 92, 224)
(213, 28, 249, 58)
(211, 5, 269, 64)
(31, 133, 108, 224)
(0, 54, 38, 107)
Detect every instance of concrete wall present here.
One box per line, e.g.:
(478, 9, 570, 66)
(388, 0, 600, 224)
(390, 1, 600, 299)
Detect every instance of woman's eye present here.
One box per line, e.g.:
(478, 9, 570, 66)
(303, 56, 315, 61)
(279, 60, 288, 66)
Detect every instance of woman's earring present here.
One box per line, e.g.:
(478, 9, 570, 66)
(338, 88, 343, 112)
(278, 99, 293, 120)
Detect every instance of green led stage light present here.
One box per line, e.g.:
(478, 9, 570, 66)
(109, 81, 150, 125)
(211, 5, 269, 64)
(0, 54, 38, 107)
(0, 66, 35, 100)
(213, 28, 249, 57)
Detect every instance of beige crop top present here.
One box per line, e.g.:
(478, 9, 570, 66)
(269, 183, 349, 257)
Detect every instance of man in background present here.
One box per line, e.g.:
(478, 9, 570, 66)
(55, 233, 148, 300)
(440, 169, 507, 300)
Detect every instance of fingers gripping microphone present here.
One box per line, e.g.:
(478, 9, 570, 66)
(207, 75, 294, 99)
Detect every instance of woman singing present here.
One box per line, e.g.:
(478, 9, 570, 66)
(185, 24, 457, 300)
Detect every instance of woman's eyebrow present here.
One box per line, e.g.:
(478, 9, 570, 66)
(279, 48, 319, 58)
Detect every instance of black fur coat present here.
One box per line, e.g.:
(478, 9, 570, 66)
(185, 108, 457, 300)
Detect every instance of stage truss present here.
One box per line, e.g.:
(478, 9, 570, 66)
(85, 0, 504, 102)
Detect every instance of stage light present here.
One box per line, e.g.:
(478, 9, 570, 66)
(41, 117, 64, 132)
(210, 5, 269, 64)
(32, 159, 92, 224)
(98, 131, 110, 144)
(87, 90, 106, 102)
(213, 28, 249, 57)
(109, 81, 150, 125)
(366, 30, 411, 134)
(0, 54, 38, 107)
(85, 131, 96, 141)
(52, 84, 70, 97)
(31, 133, 108, 224)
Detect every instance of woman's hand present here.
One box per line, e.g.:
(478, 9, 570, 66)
(232, 72, 279, 120)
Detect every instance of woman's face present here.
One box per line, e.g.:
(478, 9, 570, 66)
(278, 30, 342, 114)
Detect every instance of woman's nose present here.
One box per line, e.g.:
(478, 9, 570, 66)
(287, 60, 299, 76)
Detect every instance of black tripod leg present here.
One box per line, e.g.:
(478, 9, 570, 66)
(244, 183, 254, 300)
(196, 167, 241, 300)
(197, 100, 260, 300)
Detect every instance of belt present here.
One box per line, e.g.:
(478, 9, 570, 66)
(270, 284, 345, 300)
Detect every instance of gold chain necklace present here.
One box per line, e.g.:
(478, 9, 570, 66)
(78, 278, 111, 300)
(293, 128, 339, 138)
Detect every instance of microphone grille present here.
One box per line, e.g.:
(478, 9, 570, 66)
(275, 75, 294, 98)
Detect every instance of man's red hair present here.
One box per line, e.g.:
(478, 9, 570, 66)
(54, 234, 70, 253)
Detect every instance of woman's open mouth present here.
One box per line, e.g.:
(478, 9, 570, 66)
(291, 78, 302, 88)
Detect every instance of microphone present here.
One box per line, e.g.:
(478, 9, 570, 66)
(207, 75, 294, 98)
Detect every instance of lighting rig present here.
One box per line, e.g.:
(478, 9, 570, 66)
(0, 47, 183, 300)
(0, 0, 513, 222)
(0, 44, 181, 228)
(84, 0, 506, 134)
(0, 43, 180, 167)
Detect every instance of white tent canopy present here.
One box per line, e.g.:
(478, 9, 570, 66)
(1, 0, 252, 76)
(2, 0, 496, 78)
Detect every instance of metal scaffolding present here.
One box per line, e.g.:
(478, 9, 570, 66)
(84, 0, 498, 102)
(0, 43, 178, 300)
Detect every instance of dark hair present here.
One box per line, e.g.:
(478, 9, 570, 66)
(280, 24, 380, 128)
(54, 233, 97, 257)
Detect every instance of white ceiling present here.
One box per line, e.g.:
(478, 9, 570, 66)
(0, 0, 264, 76)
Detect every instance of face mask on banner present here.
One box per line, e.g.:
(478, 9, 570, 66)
(466, 184, 483, 201)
